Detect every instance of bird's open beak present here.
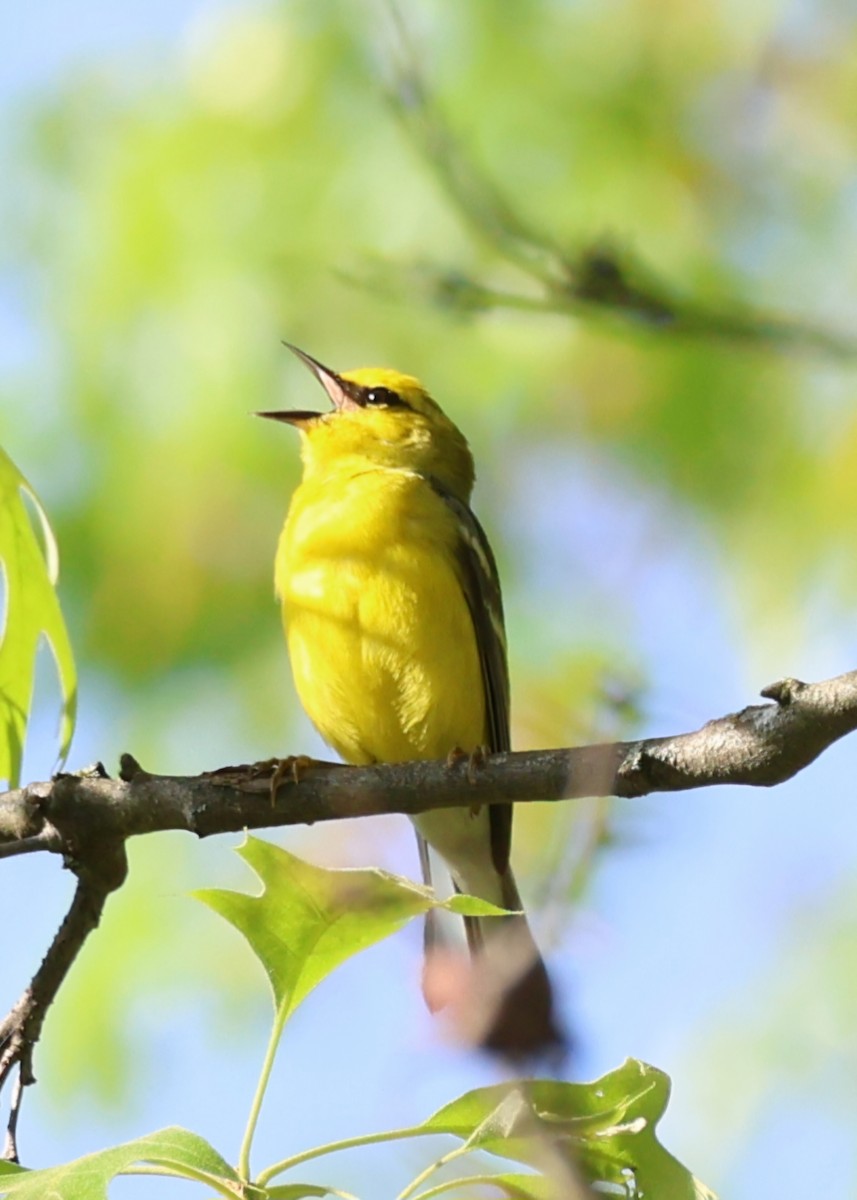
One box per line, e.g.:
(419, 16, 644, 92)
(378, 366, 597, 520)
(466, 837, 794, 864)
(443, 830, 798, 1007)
(257, 342, 359, 425)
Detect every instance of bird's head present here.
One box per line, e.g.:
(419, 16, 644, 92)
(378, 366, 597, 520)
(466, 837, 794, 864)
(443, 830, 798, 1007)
(258, 344, 475, 501)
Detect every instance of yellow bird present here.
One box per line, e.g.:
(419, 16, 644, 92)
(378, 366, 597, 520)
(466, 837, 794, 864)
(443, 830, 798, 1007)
(261, 345, 555, 1050)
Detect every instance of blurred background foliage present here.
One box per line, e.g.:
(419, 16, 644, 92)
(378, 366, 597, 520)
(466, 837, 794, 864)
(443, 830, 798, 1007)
(4, 0, 857, 1196)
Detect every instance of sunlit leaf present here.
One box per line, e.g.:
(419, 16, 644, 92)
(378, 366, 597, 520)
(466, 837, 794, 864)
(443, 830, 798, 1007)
(0, 1127, 237, 1199)
(419, 1059, 716, 1200)
(0, 447, 76, 787)
(196, 837, 504, 1019)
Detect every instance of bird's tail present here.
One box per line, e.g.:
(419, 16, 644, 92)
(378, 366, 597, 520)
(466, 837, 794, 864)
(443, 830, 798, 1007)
(461, 865, 560, 1059)
(418, 833, 561, 1059)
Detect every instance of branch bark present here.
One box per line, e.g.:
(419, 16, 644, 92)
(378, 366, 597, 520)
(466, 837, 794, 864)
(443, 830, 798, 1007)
(1, 666, 856, 1154)
(2, 671, 856, 849)
(0, 773, 128, 1161)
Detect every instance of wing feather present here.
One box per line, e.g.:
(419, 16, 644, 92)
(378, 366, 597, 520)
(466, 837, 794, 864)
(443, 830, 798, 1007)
(427, 476, 513, 877)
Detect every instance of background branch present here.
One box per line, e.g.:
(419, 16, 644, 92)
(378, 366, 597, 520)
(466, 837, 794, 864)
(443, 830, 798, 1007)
(366, 38, 857, 358)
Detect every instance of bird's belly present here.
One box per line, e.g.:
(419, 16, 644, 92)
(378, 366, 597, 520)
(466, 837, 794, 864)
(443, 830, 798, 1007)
(283, 548, 485, 766)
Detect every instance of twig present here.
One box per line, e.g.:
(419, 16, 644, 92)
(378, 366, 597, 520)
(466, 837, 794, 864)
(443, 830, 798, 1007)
(4, 1068, 25, 1163)
(0, 832, 127, 1160)
(0, 830, 64, 860)
(376, 41, 857, 359)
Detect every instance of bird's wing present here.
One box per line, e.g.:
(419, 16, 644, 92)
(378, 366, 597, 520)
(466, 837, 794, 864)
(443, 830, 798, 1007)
(427, 477, 512, 877)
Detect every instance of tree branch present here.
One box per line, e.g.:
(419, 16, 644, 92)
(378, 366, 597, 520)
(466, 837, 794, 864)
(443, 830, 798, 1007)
(0, 821, 127, 1161)
(1, 671, 855, 850)
(1, 665, 856, 1155)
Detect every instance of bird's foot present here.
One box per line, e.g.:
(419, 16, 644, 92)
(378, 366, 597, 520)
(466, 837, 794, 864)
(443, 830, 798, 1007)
(268, 754, 318, 804)
(202, 757, 279, 779)
(465, 744, 489, 785)
(227, 754, 320, 785)
(446, 745, 490, 817)
(202, 755, 325, 803)
(447, 744, 489, 784)
(445, 746, 469, 769)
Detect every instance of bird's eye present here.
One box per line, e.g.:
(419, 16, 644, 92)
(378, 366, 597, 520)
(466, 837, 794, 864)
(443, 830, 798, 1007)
(364, 387, 402, 408)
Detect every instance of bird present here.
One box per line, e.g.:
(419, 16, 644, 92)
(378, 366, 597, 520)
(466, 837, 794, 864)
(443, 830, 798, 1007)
(259, 344, 557, 1055)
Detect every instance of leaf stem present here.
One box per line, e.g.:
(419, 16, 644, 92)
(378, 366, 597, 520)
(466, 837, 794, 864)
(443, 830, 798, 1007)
(409, 1173, 534, 1200)
(395, 1142, 474, 1200)
(239, 1008, 287, 1181)
(256, 1124, 436, 1187)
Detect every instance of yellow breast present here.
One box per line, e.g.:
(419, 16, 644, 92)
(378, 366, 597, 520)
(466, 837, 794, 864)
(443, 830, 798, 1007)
(276, 467, 486, 766)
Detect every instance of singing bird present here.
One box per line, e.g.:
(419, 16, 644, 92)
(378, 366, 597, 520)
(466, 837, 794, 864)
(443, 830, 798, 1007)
(260, 345, 555, 1050)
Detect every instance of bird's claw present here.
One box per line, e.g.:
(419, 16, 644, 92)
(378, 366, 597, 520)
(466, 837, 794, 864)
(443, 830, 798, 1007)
(445, 746, 470, 769)
(269, 754, 316, 804)
(465, 745, 488, 785)
(446, 745, 489, 783)
(446, 745, 489, 816)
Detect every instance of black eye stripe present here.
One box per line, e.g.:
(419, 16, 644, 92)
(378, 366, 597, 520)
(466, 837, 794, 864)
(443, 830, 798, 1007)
(362, 386, 408, 409)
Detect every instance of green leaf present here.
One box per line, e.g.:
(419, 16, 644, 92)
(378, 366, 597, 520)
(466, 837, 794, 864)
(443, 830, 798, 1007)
(0, 447, 76, 787)
(443, 893, 512, 917)
(419, 1059, 716, 1200)
(0, 1126, 238, 1199)
(202, 839, 510, 1182)
(196, 837, 503, 1020)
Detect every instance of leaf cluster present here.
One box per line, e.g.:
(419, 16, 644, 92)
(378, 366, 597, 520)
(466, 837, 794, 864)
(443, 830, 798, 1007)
(0, 838, 715, 1199)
